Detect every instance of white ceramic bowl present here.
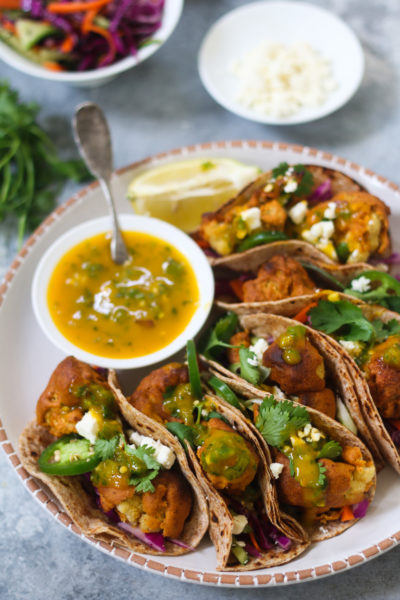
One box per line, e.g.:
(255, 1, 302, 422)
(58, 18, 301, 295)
(31, 214, 214, 369)
(198, 1, 365, 125)
(0, 0, 183, 87)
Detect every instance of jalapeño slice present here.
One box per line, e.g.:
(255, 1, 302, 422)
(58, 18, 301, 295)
(38, 434, 101, 476)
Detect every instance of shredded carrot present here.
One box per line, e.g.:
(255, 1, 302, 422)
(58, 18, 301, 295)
(48, 0, 110, 13)
(293, 302, 318, 324)
(0, 0, 21, 9)
(340, 505, 355, 522)
(2, 20, 15, 33)
(42, 61, 65, 71)
(249, 531, 262, 553)
(81, 8, 97, 33)
(60, 34, 75, 53)
(389, 419, 400, 431)
(229, 279, 245, 301)
(84, 22, 116, 60)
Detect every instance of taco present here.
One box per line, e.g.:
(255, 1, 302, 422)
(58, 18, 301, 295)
(199, 311, 384, 467)
(194, 163, 391, 265)
(212, 241, 399, 316)
(281, 295, 400, 474)
(19, 356, 209, 555)
(119, 351, 310, 570)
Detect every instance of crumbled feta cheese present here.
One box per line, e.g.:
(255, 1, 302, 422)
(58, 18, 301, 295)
(284, 180, 298, 194)
(231, 41, 337, 118)
(339, 340, 363, 358)
(263, 183, 274, 192)
(232, 514, 248, 535)
(272, 386, 287, 400)
(309, 427, 323, 442)
(288, 200, 308, 225)
(249, 338, 269, 365)
(351, 276, 371, 293)
(323, 202, 337, 220)
(247, 355, 259, 367)
(128, 431, 175, 469)
(240, 207, 261, 231)
(75, 410, 99, 444)
(270, 462, 284, 479)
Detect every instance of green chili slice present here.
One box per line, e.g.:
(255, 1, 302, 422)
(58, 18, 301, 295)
(38, 434, 101, 476)
(186, 339, 203, 399)
(236, 231, 288, 253)
(208, 376, 244, 411)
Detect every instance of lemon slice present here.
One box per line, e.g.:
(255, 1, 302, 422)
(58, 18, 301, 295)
(127, 157, 260, 232)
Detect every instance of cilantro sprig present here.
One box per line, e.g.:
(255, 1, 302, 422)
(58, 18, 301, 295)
(200, 312, 238, 360)
(127, 445, 162, 493)
(94, 435, 121, 461)
(256, 396, 310, 447)
(309, 299, 400, 344)
(271, 162, 313, 197)
(0, 81, 90, 247)
(318, 440, 342, 460)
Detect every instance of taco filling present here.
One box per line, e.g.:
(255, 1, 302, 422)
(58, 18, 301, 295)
(197, 162, 390, 264)
(128, 359, 294, 566)
(35, 357, 193, 548)
(305, 298, 400, 445)
(254, 396, 375, 527)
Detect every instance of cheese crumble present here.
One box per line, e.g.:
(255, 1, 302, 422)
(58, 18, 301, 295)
(231, 41, 337, 118)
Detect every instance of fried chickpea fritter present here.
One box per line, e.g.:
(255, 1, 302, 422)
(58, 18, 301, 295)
(364, 336, 400, 419)
(297, 388, 336, 420)
(302, 192, 390, 263)
(129, 363, 189, 424)
(259, 199, 287, 230)
(263, 337, 325, 394)
(36, 356, 109, 438)
(197, 418, 259, 495)
(227, 331, 251, 364)
(241, 255, 316, 303)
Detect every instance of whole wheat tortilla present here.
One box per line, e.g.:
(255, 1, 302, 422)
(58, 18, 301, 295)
(19, 374, 209, 556)
(112, 373, 310, 570)
(200, 355, 376, 542)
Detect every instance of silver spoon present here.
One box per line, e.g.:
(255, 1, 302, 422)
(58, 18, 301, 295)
(73, 102, 130, 265)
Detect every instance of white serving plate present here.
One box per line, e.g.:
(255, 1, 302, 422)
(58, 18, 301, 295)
(198, 2, 364, 125)
(1, 140, 400, 588)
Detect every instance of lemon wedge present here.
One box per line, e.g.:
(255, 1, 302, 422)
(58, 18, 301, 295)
(127, 157, 260, 232)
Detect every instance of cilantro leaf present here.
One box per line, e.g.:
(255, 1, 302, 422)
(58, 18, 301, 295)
(256, 396, 310, 447)
(309, 300, 375, 342)
(371, 318, 400, 343)
(203, 411, 231, 425)
(293, 164, 314, 197)
(131, 445, 160, 470)
(200, 312, 238, 360)
(130, 469, 159, 493)
(94, 435, 120, 461)
(272, 162, 289, 178)
(318, 440, 342, 460)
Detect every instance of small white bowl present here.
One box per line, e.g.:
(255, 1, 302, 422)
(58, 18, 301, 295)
(198, 1, 364, 125)
(0, 0, 183, 87)
(31, 214, 214, 369)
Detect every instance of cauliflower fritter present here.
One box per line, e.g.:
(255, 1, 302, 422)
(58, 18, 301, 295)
(297, 388, 336, 420)
(364, 336, 400, 419)
(129, 363, 189, 424)
(227, 331, 251, 364)
(240, 255, 316, 303)
(197, 417, 259, 495)
(36, 356, 109, 438)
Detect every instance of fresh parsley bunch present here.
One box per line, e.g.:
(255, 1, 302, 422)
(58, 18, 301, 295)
(0, 82, 90, 246)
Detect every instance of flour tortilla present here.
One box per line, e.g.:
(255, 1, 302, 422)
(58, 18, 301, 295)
(112, 372, 310, 570)
(18, 373, 209, 556)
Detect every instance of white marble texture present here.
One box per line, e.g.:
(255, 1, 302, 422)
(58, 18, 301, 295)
(1, 0, 400, 597)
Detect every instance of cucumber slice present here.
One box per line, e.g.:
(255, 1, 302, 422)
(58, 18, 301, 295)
(15, 19, 57, 50)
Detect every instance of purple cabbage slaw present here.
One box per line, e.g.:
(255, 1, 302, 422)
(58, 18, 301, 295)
(4, 0, 165, 71)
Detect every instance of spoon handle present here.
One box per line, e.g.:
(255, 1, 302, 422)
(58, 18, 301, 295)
(73, 102, 129, 265)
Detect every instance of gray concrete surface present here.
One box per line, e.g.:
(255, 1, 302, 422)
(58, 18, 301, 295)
(1, 0, 400, 597)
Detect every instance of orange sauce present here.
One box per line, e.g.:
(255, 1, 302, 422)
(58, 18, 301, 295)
(47, 231, 199, 358)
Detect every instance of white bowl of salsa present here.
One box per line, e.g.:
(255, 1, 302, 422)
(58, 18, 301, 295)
(32, 214, 214, 369)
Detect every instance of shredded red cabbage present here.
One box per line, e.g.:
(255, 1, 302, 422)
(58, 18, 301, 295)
(2, 0, 165, 72)
(118, 522, 166, 552)
(167, 538, 195, 551)
(244, 543, 261, 558)
(308, 180, 333, 205)
(352, 500, 369, 519)
(385, 421, 400, 448)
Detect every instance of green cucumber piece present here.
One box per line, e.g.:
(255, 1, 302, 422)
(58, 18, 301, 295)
(16, 19, 57, 50)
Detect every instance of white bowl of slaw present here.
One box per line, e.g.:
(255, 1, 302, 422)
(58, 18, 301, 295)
(0, 0, 184, 87)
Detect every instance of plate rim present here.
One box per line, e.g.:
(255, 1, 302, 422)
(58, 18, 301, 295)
(1, 139, 400, 588)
